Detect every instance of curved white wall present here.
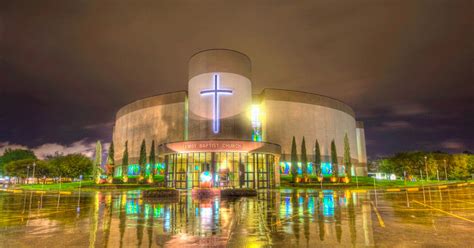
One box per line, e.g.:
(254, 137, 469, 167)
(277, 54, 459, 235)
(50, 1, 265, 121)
(263, 100, 359, 162)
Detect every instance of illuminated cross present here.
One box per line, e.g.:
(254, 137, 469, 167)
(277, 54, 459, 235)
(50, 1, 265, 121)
(200, 74, 233, 134)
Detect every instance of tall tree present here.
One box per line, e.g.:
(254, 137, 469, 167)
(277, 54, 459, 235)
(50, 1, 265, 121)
(343, 133, 352, 177)
(46, 154, 93, 179)
(106, 141, 115, 178)
(4, 158, 36, 181)
(0, 149, 36, 176)
(331, 140, 338, 178)
(122, 141, 129, 181)
(93, 141, 102, 182)
(290, 136, 298, 183)
(314, 140, 321, 176)
(301, 137, 308, 178)
(138, 139, 147, 181)
(149, 140, 156, 181)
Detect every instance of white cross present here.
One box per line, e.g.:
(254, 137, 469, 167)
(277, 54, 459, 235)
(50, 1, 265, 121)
(200, 74, 233, 134)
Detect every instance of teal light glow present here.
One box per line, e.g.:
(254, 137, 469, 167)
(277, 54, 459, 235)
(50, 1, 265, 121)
(323, 190, 335, 217)
(128, 164, 140, 176)
(308, 197, 315, 215)
(321, 162, 332, 176)
(279, 161, 315, 175)
(155, 163, 165, 175)
(200, 171, 212, 182)
(126, 200, 139, 215)
(154, 204, 164, 218)
(144, 204, 152, 218)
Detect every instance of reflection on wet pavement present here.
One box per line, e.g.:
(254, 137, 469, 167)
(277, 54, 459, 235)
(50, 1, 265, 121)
(0, 187, 473, 247)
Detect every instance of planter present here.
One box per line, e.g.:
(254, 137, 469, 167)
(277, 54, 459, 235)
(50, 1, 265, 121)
(142, 188, 178, 198)
(192, 188, 221, 198)
(127, 178, 138, 184)
(220, 188, 257, 197)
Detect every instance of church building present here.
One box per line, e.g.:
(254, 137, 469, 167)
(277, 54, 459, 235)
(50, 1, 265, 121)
(112, 49, 367, 189)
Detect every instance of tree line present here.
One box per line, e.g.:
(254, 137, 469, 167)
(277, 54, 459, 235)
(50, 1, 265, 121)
(0, 148, 93, 183)
(377, 151, 474, 180)
(0, 138, 160, 184)
(289, 133, 352, 183)
(117, 139, 158, 183)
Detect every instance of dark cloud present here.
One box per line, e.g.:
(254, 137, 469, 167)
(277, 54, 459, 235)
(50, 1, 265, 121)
(0, 0, 472, 158)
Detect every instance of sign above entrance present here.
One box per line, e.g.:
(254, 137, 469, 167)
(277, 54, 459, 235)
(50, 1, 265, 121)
(166, 140, 265, 153)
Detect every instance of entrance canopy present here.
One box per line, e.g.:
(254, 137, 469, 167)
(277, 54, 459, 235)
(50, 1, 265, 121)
(158, 140, 281, 155)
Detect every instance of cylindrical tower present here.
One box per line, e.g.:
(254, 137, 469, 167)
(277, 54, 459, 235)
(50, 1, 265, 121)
(188, 49, 253, 140)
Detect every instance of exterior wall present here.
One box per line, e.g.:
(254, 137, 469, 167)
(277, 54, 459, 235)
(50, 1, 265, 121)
(356, 121, 368, 175)
(261, 89, 359, 166)
(113, 92, 187, 164)
(188, 49, 253, 140)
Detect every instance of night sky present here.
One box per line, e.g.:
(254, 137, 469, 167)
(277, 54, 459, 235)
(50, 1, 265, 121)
(0, 0, 472, 159)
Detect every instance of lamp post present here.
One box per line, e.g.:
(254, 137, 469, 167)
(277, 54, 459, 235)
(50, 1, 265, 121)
(424, 156, 428, 181)
(26, 165, 30, 184)
(32, 162, 36, 184)
(444, 159, 448, 180)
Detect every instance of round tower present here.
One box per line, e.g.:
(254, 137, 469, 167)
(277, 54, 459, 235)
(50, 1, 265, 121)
(188, 49, 253, 140)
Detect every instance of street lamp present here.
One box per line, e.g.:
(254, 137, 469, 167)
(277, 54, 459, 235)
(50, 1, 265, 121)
(444, 159, 448, 180)
(424, 156, 428, 181)
(32, 162, 36, 184)
(26, 165, 30, 184)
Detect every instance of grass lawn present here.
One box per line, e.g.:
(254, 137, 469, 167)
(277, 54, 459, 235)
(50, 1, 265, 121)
(16, 175, 165, 192)
(280, 175, 465, 188)
(17, 180, 95, 191)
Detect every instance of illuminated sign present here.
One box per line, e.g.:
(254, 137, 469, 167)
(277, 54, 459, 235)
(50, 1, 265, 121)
(166, 140, 264, 153)
(200, 74, 233, 134)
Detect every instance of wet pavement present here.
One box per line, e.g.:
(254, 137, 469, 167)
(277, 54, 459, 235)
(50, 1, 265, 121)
(0, 186, 473, 247)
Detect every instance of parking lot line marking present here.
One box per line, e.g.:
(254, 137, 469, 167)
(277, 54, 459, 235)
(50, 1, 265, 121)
(407, 188, 419, 192)
(453, 199, 474, 206)
(397, 207, 474, 211)
(412, 200, 474, 224)
(370, 201, 385, 228)
(386, 188, 400, 192)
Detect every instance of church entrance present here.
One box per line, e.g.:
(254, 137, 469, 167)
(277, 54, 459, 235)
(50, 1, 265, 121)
(163, 151, 276, 189)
